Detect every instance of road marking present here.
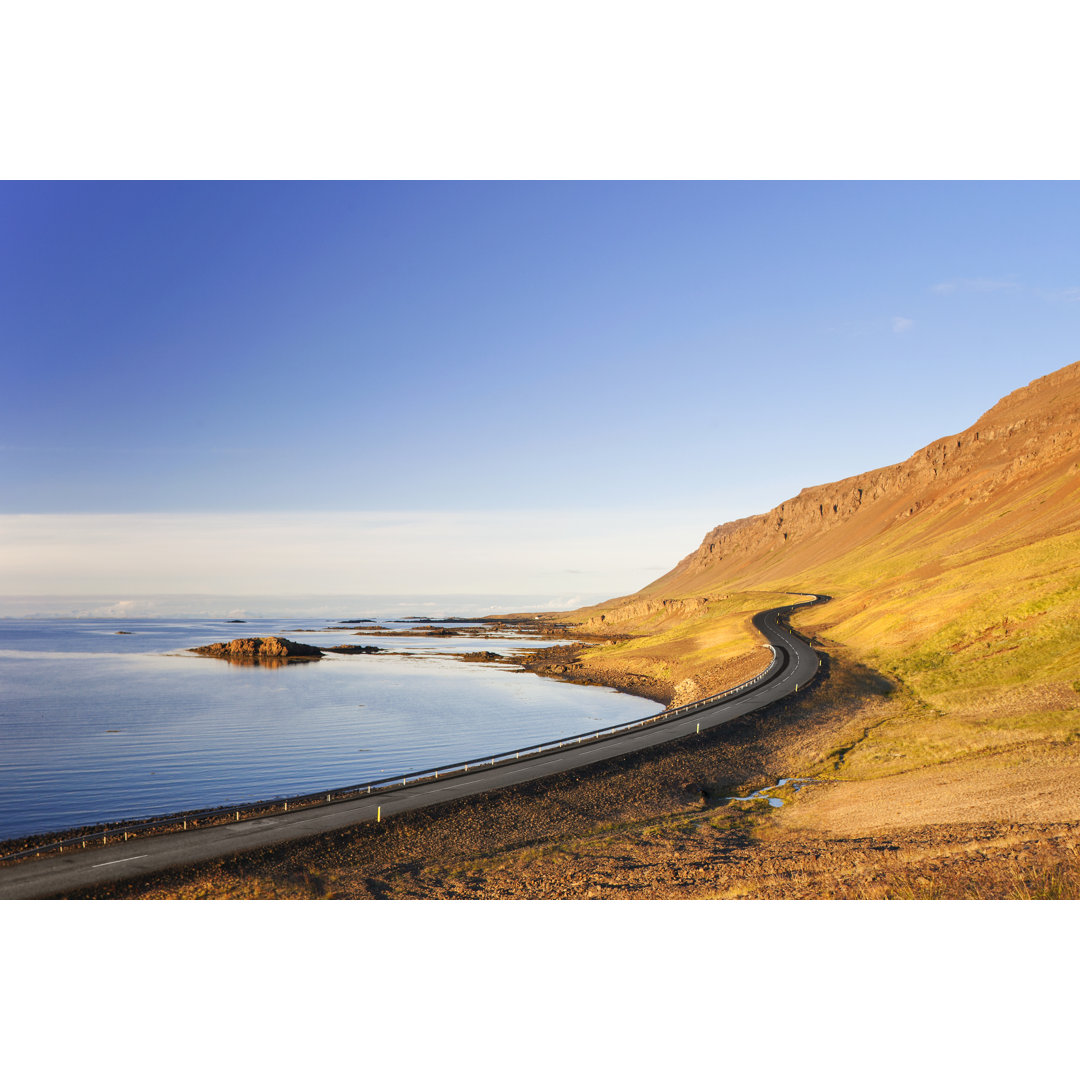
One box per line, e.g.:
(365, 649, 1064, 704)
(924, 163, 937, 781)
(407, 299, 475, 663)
(91, 855, 149, 868)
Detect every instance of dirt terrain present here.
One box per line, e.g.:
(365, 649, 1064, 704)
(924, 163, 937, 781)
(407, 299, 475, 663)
(66, 646, 1080, 900)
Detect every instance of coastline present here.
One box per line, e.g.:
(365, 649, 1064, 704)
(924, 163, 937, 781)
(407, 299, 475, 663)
(0, 615, 658, 858)
(9, 614, 1079, 899)
(496, 612, 774, 710)
(56, 646, 1080, 900)
(0, 616, 661, 861)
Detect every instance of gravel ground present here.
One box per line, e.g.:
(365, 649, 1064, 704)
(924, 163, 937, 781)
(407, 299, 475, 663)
(56, 650, 1080, 900)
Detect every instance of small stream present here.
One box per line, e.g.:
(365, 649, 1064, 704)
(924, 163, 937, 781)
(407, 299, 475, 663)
(724, 777, 815, 808)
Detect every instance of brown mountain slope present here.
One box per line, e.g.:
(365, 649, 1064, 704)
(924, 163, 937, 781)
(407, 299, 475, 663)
(650, 358, 1080, 597)
(553, 360, 1080, 837)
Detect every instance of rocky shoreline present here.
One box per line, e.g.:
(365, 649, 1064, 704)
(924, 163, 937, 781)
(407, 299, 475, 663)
(513, 641, 670, 704)
(53, 649, 1080, 900)
(10, 631, 1079, 899)
(0, 621, 642, 862)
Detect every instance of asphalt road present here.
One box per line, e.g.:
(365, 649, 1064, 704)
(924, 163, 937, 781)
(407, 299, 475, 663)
(0, 594, 825, 899)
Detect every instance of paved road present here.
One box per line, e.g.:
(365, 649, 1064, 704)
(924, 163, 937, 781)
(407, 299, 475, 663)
(0, 594, 826, 899)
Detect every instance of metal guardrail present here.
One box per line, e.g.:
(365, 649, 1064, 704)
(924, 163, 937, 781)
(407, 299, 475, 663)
(1, 597, 824, 864)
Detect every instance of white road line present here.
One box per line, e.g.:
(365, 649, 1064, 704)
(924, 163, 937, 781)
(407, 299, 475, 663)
(91, 855, 149, 868)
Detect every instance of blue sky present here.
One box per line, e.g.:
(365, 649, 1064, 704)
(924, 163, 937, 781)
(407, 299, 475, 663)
(3, 181, 1078, 611)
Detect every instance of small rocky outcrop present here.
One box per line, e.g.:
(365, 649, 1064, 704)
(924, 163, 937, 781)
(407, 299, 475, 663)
(670, 677, 705, 709)
(324, 644, 382, 655)
(191, 637, 323, 664)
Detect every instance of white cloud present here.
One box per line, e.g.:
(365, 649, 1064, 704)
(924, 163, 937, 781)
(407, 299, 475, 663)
(933, 278, 1080, 305)
(891, 315, 914, 333)
(0, 510, 721, 609)
(0, 592, 612, 619)
(1047, 286, 1080, 303)
(932, 277, 1021, 295)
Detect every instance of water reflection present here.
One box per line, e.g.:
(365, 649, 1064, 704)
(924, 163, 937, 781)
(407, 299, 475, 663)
(0, 615, 654, 840)
(725, 777, 815, 808)
(208, 655, 320, 668)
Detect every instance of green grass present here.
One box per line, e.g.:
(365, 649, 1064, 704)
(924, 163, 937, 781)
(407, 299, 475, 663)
(563, 457, 1080, 793)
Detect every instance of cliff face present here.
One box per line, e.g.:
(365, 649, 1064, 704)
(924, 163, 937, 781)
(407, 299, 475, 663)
(644, 359, 1080, 598)
(580, 594, 723, 630)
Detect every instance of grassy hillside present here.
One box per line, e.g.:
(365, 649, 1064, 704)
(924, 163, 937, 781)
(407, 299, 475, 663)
(553, 360, 1080, 833)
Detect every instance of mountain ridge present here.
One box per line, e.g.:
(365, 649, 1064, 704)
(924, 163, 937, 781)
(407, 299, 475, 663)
(621, 358, 1080, 603)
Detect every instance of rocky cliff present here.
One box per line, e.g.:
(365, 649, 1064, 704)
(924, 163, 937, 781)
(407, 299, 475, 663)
(581, 594, 725, 630)
(643, 359, 1080, 598)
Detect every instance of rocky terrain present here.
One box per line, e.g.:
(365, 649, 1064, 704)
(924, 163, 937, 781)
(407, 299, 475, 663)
(191, 636, 324, 663)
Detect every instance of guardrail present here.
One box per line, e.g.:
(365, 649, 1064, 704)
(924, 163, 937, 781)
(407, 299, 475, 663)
(1, 597, 824, 865)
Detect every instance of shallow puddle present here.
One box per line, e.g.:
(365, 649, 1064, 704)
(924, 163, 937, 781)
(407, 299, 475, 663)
(724, 777, 815, 808)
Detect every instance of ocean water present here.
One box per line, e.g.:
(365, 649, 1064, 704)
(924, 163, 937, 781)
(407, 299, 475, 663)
(0, 616, 654, 841)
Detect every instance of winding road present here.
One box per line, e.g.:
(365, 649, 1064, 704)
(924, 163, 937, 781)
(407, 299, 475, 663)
(0, 595, 825, 899)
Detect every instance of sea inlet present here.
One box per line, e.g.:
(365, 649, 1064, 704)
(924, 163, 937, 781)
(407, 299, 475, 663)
(0, 615, 653, 841)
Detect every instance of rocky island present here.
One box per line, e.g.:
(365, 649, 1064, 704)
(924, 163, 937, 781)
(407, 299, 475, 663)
(191, 637, 324, 664)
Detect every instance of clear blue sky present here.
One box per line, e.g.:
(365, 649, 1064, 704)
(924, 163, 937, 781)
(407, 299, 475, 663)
(3, 181, 1078, 609)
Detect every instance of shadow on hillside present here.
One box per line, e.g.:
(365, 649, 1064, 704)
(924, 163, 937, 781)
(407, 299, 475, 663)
(813, 648, 895, 700)
(684, 646, 899, 810)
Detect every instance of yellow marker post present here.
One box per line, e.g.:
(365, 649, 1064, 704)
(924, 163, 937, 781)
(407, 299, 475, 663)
(377, 806, 381, 823)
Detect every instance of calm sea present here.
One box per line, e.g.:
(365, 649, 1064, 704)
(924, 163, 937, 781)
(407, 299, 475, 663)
(0, 616, 653, 841)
